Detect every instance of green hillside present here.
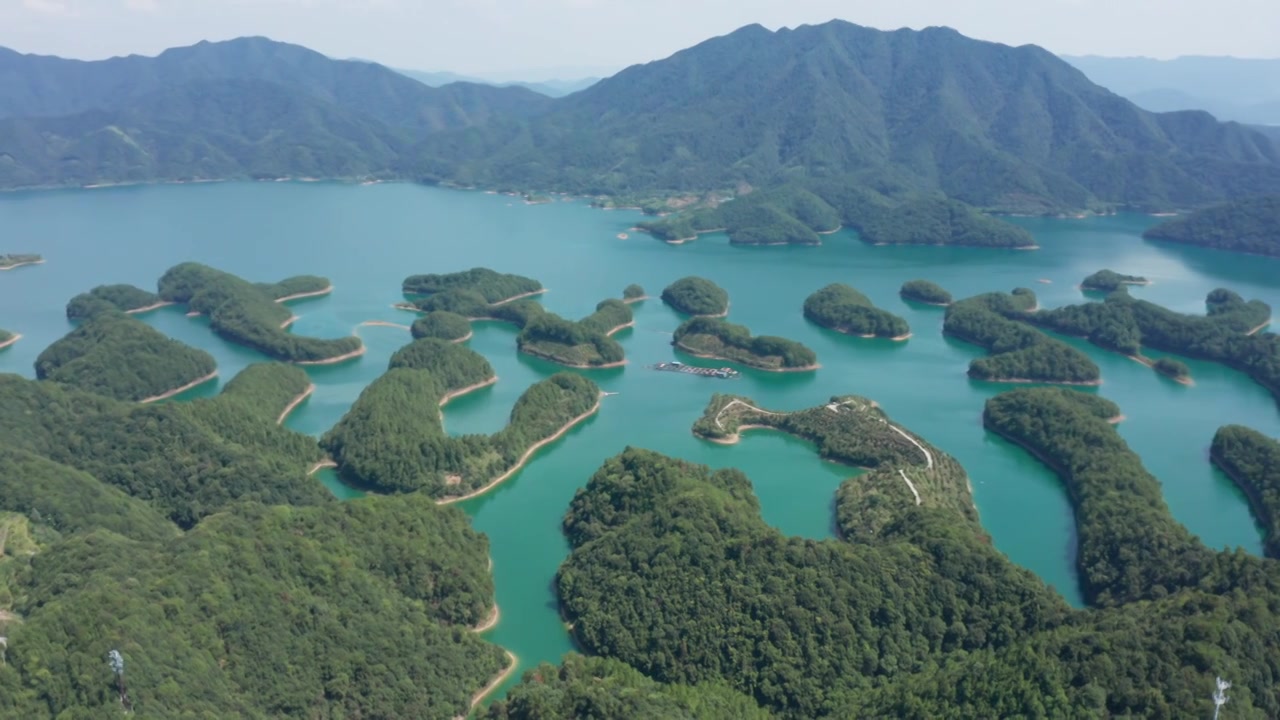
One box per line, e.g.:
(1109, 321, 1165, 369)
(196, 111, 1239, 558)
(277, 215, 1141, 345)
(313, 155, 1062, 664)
(1144, 195, 1280, 256)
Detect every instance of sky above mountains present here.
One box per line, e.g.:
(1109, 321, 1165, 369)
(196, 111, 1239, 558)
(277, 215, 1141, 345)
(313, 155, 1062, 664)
(3, 0, 1277, 79)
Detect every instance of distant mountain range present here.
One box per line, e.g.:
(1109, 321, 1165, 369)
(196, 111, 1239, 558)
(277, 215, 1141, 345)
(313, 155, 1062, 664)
(1065, 56, 1280, 126)
(387, 68, 599, 98)
(0, 24, 1278, 214)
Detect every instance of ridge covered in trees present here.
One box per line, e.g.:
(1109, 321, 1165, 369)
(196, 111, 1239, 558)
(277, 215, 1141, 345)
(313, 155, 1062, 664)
(900, 279, 952, 306)
(411, 310, 473, 342)
(943, 289, 1102, 384)
(403, 267, 544, 314)
(35, 311, 217, 401)
(158, 263, 362, 363)
(65, 284, 166, 319)
(803, 284, 910, 338)
(322, 340, 599, 497)
(1144, 195, 1280, 256)
(1024, 287, 1277, 398)
(517, 299, 631, 368)
(0, 365, 329, 528)
(1080, 269, 1149, 292)
(555, 387, 1280, 717)
(1211, 425, 1280, 557)
(673, 317, 817, 371)
(661, 276, 729, 317)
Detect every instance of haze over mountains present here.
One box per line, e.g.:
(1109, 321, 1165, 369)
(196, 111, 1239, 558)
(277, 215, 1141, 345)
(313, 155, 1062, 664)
(0, 21, 1277, 214)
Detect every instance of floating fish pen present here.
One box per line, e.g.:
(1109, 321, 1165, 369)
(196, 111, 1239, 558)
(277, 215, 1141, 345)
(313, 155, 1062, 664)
(648, 361, 740, 379)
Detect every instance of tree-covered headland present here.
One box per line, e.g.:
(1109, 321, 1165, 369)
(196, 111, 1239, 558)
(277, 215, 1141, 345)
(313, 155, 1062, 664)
(323, 339, 600, 498)
(158, 263, 362, 363)
(622, 284, 646, 302)
(66, 284, 166, 319)
(803, 284, 910, 338)
(411, 310, 474, 342)
(1210, 425, 1280, 558)
(900, 279, 953, 306)
(943, 289, 1102, 384)
(661, 276, 730, 316)
(517, 299, 631, 368)
(35, 311, 218, 402)
(673, 317, 817, 371)
(403, 267, 544, 316)
(1144, 195, 1280, 257)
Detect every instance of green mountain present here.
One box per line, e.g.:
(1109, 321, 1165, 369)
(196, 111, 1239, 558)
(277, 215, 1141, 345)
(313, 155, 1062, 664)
(0, 38, 550, 189)
(1144, 195, 1280, 256)
(421, 21, 1280, 213)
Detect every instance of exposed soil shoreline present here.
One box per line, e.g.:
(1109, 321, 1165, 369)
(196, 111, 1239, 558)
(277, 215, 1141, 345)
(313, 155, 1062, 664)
(622, 295, 651, 304)
(0, 333, 20, 351)
(1248, 319, 1272, 336)
(140, 371, 218, 403)
(280, 315, 298, 330)
(457, 651, 518, 720)
(605, 321, 634, 337)
(124, 301, 176, 315)
(307, 459, 338, 476)
(295, 345, 366, 366)
(519, 346, 628, 369)
(973, 375, 1102, 386)
(1128, 354, 1195, 386)
(440, 376, 498, 406)
(277, 384, 316, 425)
(491, 288, 547, 307)
(697, 423, 776, 445)
(0, 259, 46, 271)
(358, 320, 412, 331)
(674, 340, 819, 373)
(473, 603, 500, 633)
(275, 284, 333, 303)
(438, 396, 602, 505)
(901, 296, 951, 307)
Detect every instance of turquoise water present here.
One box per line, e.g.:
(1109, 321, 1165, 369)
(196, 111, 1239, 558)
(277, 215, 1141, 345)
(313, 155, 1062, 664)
(1, 182, 1276, 700)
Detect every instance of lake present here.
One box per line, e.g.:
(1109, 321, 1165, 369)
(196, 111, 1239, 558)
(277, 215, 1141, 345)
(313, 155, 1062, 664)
(2, 181, 1277, 701)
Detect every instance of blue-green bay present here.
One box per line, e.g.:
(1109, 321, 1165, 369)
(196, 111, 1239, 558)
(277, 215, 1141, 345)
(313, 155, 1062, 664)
(1, 182, 1276, 700)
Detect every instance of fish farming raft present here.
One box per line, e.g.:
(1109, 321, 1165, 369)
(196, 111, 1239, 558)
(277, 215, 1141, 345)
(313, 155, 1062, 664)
(648, 361, 740, 379)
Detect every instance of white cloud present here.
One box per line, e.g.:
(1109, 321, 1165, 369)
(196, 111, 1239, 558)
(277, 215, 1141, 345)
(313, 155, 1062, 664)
(21, 0, 77, 16)
(125, 0, 159, 11)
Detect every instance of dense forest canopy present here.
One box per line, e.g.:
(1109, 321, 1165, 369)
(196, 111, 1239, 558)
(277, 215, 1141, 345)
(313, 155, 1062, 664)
(803, 284, 910, 338)
(403, 268, 543, 304)
(673, 317, 817, 370)
(158, 262, 362, 362)
(1144, 195, 1280, 257)
(900, 279, 953, 306)
(661, 277, 730, 317)
(1080, 269, 1149, 292)
(622, 284, 646, 301)
(517, 299, 630, 367)
(411, 310, 473, 342)
(1211, 425, 1280, 558)
(65, 284, 164, 319)
(34, 311, 217, 401)
(943, 289, 1101, 384)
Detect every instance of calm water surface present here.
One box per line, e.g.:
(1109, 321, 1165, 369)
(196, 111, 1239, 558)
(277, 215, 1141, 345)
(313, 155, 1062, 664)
(1, 182, 1276, 701)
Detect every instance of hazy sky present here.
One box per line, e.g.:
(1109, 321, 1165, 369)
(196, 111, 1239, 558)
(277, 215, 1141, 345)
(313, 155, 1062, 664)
(2, 0, 1277, 79)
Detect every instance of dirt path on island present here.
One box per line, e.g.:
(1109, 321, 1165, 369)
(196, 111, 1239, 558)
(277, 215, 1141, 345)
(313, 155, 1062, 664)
(140, 371, 218, 403)
(437, 397, 602, 505)
(277, 384, 315, 425)
(713, 399, 782, 430)
(897, 469, 922, 506)
(886, 424, 933, 468)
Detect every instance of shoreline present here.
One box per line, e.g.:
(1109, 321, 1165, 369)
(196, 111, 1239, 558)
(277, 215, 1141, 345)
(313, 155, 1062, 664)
(674, 340, 819, 373)
(622, 295, 650, 304)
(816, 224, 843, 235)
(1108, 415, 1126, 424)
(1209, 455, 1269, 541)
(902, 296, 951, 307)
(519, 345, 628, 369)
(295, 344, 366, 366)
(438, 397, 602, 505)
(358, 320, 412, 331)
(458, 650, 518, 720)
(124, 300, 175, 315)
(280, 315, 298, 330)
(972, 375, 1102, 386)
(275, 284, 333, 304)
(1128, 354, 1195, 386)
(1247, 319, 1272, 336)
(0, 333, 22, 351)
(984, 423, 1081, 506)
(491, 288, 547, 307)
(277, 384, 316, 425)
(140, 370, 218, 403)
(308, 459, 338, 476)
(473, 603, 500, 633)
(0, 259, 46, 271)
(440, 375, 498, 407)
(696, 423, 776, 445)
(605, 321, 634, 337)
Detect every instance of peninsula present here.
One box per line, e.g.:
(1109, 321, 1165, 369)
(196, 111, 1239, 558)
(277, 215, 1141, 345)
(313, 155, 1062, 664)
(517, 299, 631, 368)
(158, 263, 363, 364)
(622, 284, 648, 303)
(803, 283, 910, 339)
(672, 317, 817, 371)
(661, 276, 730, 317)
(66, 284, 167, 319)
(411, 310, 473, 343)
(1210, 425, 1280, 558)
(944, 288, 1101, 385)
(1144, 195, 1280, 257)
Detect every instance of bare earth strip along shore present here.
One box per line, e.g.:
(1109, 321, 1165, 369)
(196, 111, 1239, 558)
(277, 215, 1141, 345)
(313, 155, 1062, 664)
(440, 376, 498, 406)
(438, 396, 603, 505)
(473, 603, 500, 633)
(307, 460, 338, 476)
(605, 321, 635, 337)
(275, 284, 334, 303)
(140, 371, 218, 403)
(0, 334, 20, 351)
(0, 259, 46, 271)
(490, 288, 547, 307)
(295, 345, 367, 366)
(124, 301, 176, 315)
(1128, 355, 1195, 386)
(277, 384, 316, 424)
(674, 341, 819, 373)
(455, 650, 518, 720)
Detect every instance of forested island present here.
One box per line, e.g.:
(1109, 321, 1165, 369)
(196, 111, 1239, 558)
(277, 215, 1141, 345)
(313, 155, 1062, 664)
(622, 284, 647, 303)
(1144, 195, 1280, 257)
(1153, 356, 1193, 384)
(402, 267, 544, 315)
(672, 317, 817, 371)
(410, 310, 474, 342)
(0, 254, 43, 270)
(1211, 425, 1280, 557)
(900, 279, 952, 306)
(1024, 288, 1274, 395)
(517, 299, 631, 368)
(35, 311, 218, 402)
(0, 329, 17, 350)
(943, 289, 1102, 384)
(66, 284, 169, 319)
(803, 284, 910, 339)
(323, 340, 600, 498)
(551, 387, 1280, 717)
(1080, 269, 1149, 292)
(158, 263, 364, 364)
(661, 276, 729, 317)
